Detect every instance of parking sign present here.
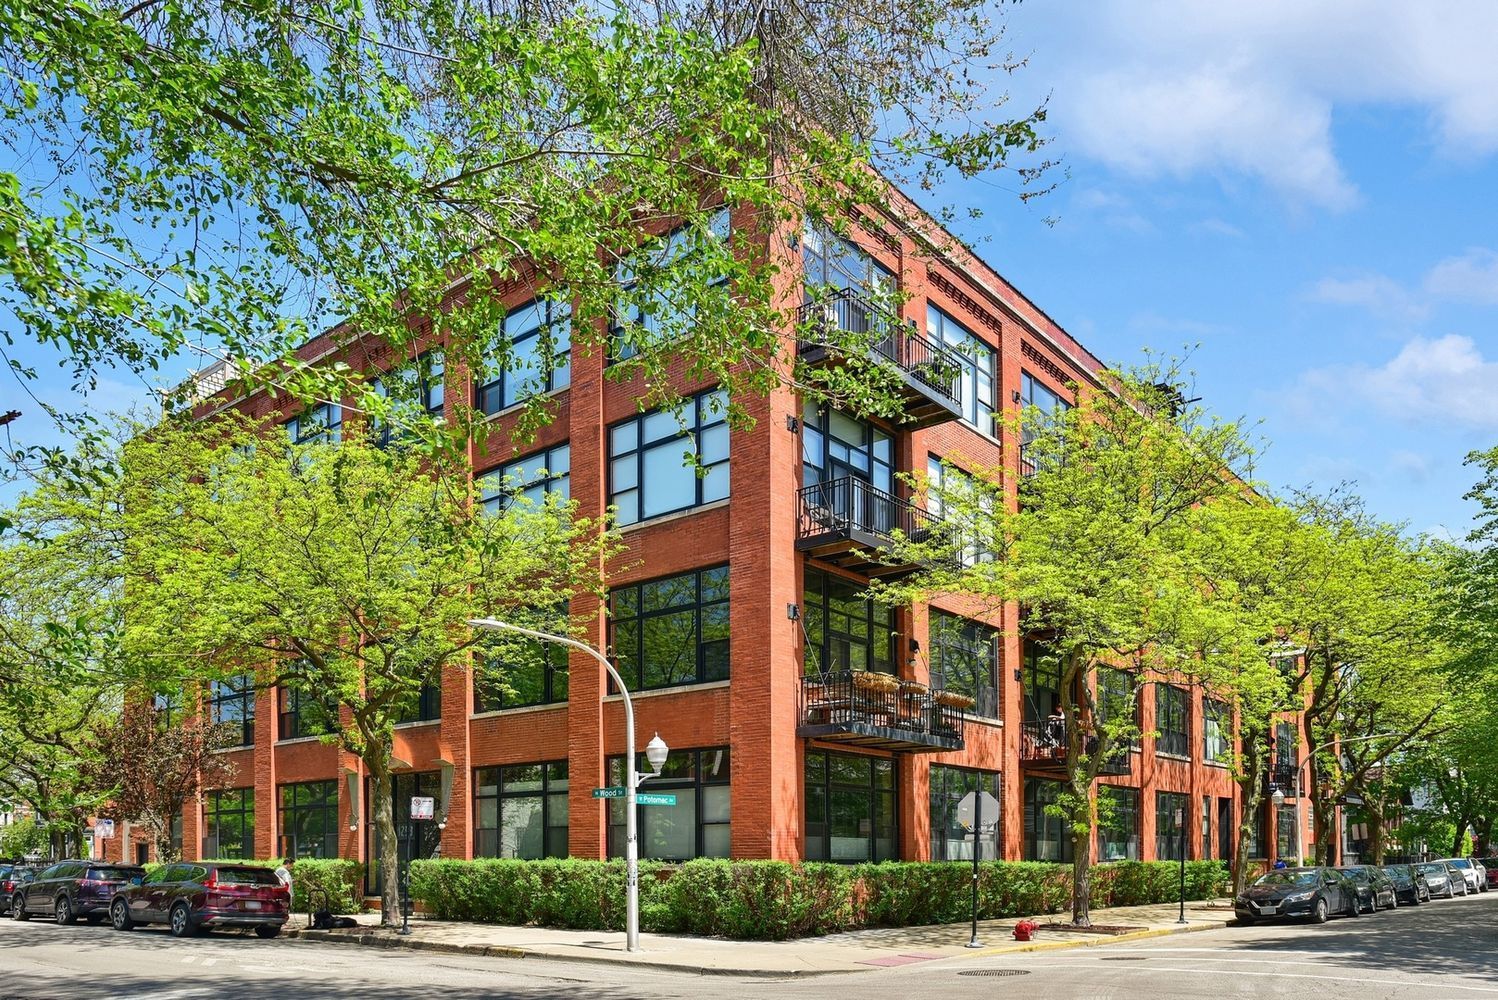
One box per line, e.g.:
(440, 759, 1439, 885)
(410, 796, 435, 820)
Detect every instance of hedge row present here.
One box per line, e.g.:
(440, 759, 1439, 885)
(140, 858, 366, 914)
(409, 858, 1230, 940)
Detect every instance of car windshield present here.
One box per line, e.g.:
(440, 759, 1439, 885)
(1418, 863, 1446, 875)
(212, 867, 281, 886)
(1449, 859, 1472, 869)
(1253, 871, 1318, 887)
(87, 867, 140, 881)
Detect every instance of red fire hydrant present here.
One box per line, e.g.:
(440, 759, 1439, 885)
(1013, 919, 1038, 942)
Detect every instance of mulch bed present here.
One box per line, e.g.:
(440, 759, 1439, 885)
(1036, 923, 1148, 935)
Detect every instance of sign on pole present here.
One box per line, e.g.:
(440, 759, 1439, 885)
(93, 819, 115, 839)
(592, 786, 627, 799)
(635, 792, 678, 807)
(410, 795, 435, 820)
(955, 791, 1001, 835)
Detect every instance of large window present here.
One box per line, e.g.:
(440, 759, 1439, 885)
(1275, 721, 1299, 772)
(474, 631, 569, 712)
(372, 351, 445, 443)
(1154, 684, 1189, 757)
(1098, 785, 1140, 861)
(804, 750, 896, 862)
(1018, 370, 1069, 473)
(1156, 791, 1188, 861)
(801, 401, 892, 491)
(927, 305, 997, 435)
(285, 402, 343, 446)
(613, 208, 731, 362)
(926, 457, 994, 566)
(474, 763, 569, 859)
(609, 566, 729, 690)
(929, 766, 1000, 861)
(1276, 803, 1299, 862)
(478, 443, 570, 514)
(476, 298, 571, 414)
(152, 691, 180, 730)
(1202, 795, 1213, 859)
(204, 788, 255, 860)
(1203, 697, 1230, 764)
(801, 219, 894, 297)
(1097, 668, 1140, 751)
(1021, 640, 1061, 722)
(1245, 801, 1268, 858)
(209, 674, 255, 747)
(278, 780, 339, 859)
(279, 687, 339, 741)
(801, 567, 895, 676)
(608, 389, 728, 525)
(608, 747, 729, 860)
(367, 771, 442, 894)
(1023, 777, 1072, 862)
(396, 682, 441, 724)
(929, 610, 998, 718)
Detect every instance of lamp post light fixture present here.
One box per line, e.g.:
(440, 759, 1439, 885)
(469, 617, 667, 953)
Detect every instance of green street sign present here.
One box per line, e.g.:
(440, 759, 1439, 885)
(592, 786, 626, 799)
(636, 792, 677, 806)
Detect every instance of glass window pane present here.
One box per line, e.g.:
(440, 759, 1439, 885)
(641, 443, 697, 518)
(702, 785, 731, 824)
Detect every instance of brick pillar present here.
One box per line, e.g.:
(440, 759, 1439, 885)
(253, 688, 278, 858)
(439, 660, 472, 861)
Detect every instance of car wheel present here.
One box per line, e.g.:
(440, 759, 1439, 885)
(169, 902, 196, 938)
(12, 895, 30, 921)
(111, 900, 134, 932)
(1311, 898, 1329, 924)
(1346, 895, 1360, 917)
(54, 896, 74, 926)
(255, 925, 281, 939)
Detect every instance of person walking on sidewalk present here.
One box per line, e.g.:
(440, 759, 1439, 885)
(274, 856, 296, 909)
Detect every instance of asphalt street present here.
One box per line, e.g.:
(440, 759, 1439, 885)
(2, 889, 1494, 999)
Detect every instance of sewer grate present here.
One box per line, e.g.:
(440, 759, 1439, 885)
(958, 969, 1032, 977)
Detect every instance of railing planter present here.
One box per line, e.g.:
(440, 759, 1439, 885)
(853, 671, 900, 695)
(799, 670, 965, 752)
(933, 690, 976, 710)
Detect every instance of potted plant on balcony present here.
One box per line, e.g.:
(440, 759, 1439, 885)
(853, 671, 900, 696)
(933, 689, 976, 710)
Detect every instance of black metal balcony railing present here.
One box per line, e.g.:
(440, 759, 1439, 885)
(1270, 764, 1301, 795)
(797, 290, 964, 407)
(797, 476, 946, 549)
(1019, 720, 1132, 776)
(798, 670, 965, 752)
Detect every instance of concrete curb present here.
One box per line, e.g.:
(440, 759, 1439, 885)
(283, 915, 1233, 977)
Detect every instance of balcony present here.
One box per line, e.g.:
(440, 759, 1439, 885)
(796, 290, 965, 429)
(1019, 720, 1132, 776)
(797, 476, 950, 577)
(798, 671, 965, 753)
(1270, 764, 1301, 795)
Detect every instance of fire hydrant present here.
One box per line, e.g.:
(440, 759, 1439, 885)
(1013, 919, 1038, 942)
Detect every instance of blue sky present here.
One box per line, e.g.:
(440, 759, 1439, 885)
(6, 2, 1498, 535)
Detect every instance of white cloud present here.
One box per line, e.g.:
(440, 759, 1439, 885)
(1304, 333, 1498, 429)
(1306, 274, 1427, 321)
(1424, 248, 1498, 304)
(1011, 1, 1498, 208)
(1388, 449, 1432, 484)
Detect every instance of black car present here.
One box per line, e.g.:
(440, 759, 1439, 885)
(1337, 865, 1396, 911)
(0, 863, 35, 916)
(1381, 863, 1430, 905)
(110, 862, 289, 938)
(11, 860, 145, 925)
(1235, 867, 1357, 924)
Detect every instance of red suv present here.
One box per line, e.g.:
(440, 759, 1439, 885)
(110, 862, 289, 938)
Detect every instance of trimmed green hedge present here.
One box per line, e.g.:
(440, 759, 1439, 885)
(409, 858, 1230, 940)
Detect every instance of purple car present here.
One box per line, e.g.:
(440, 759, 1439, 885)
(10, 861, 145, 925)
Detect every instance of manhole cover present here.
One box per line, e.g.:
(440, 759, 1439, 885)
(958, 970, 1032, 977)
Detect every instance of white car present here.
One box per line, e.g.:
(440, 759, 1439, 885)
(1446, 858, 1485, 893)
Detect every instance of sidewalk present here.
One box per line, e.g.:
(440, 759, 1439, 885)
(284, 899, 1237, 977)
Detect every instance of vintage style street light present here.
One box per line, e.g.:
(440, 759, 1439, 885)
(468, 618, 668, 953)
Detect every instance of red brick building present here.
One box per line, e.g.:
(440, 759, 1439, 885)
(101, 187, 1320, 885)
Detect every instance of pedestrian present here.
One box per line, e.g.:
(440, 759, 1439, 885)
(1273, 858, 1288, 870)
(274, 856, 295, 909)
(1043, 705, 1066, 751)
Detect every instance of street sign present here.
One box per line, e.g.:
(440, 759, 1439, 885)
(955, 791, 1000, 833)
(410, 795, 435, 820)
(592, 786, 627, 799)
(635, 792, 677, 806)
(93, 819, 115, 839)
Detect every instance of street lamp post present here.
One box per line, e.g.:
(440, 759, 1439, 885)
(469, 618, 667, 953)
(1270, 732, 1402, 866)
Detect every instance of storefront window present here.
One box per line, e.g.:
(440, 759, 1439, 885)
(805, 751, 897, 862)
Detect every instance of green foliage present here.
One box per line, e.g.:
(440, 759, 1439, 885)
(409, 858, 1227, 939)
(0, 816, 48, 858)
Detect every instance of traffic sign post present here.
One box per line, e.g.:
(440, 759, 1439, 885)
(401, 796, 436, 936)
(956, 790, 1000, 948)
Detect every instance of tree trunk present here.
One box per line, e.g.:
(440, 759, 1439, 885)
(1451, 819, 1469, 859)
(1071, 833, 1092, 928)
(1476, 817, 1494, 857)
(1365, 801, 1386, 866)
(150, 816, 177, 864)
(1233, 787, 1262, 895)
(369, 754, 401, 927)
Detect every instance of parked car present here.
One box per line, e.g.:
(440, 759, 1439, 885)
(1338, 865, 1396, 911)
(1334, 866, 1384, 913)
(1418, 861, 1459, 898)
(1381, 864, 1430, 905)
(110, 862, 289, 938)
(1444, 856, 1480, 892)
(1445, 861, 1471, 895)
(11, 860, 145, 925)
(1476, 857, 1498, 889)
(1, 862, 41, 917)
(1468, 859, 1490, 892)
(1234, 867, 1357, 924)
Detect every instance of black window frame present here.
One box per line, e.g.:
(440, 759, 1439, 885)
(800, 217, 894, 298)
(203, 787, 255, 860)
(801, 400, 893, 492)
(1156, 790, 1188, 861)
(1203, 696, 1231, 764)
(1097, 667, 1141, 750)
(366, 771, 441, 895)
(1097, 784, 1140, 861)
(1018, 370, 1070, 474)
(152, 691, 180, 731)
(929, 765, 1000, 861)
(474, 632, 570, 712)
(612, 208, 732, 363)
(607, 389, 729, 526)
(1154, 684, 1189, 757)
(926, 304, 997, 437)
(372, 350, 445, 446)
(608, 565, 730, 692)
(278, 780, 339, 860)
(278, 686, 340, 741)
(1023, 776, 1073, 862)
(1276, 802, 1299, 862)
(607, 746, 730, 861)
(473, 761, 569, 860)
(396, 682, 442, 725)
(1021, 640, 1062, 723)
(208, 673, 255, 747)
(928, 609, 999, 719)
(477, 442, 570, 515)
(476, 297, 572, 414)
(801, 567, 896, 677)
(284, 401, 343, 446)
(803, 749, 897, 863)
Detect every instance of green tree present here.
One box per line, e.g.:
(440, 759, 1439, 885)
(882, 365, 1254, 926)
(118, 413, 613, 922)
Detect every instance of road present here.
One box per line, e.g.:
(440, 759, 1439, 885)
(1, 890, 1494, 999)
